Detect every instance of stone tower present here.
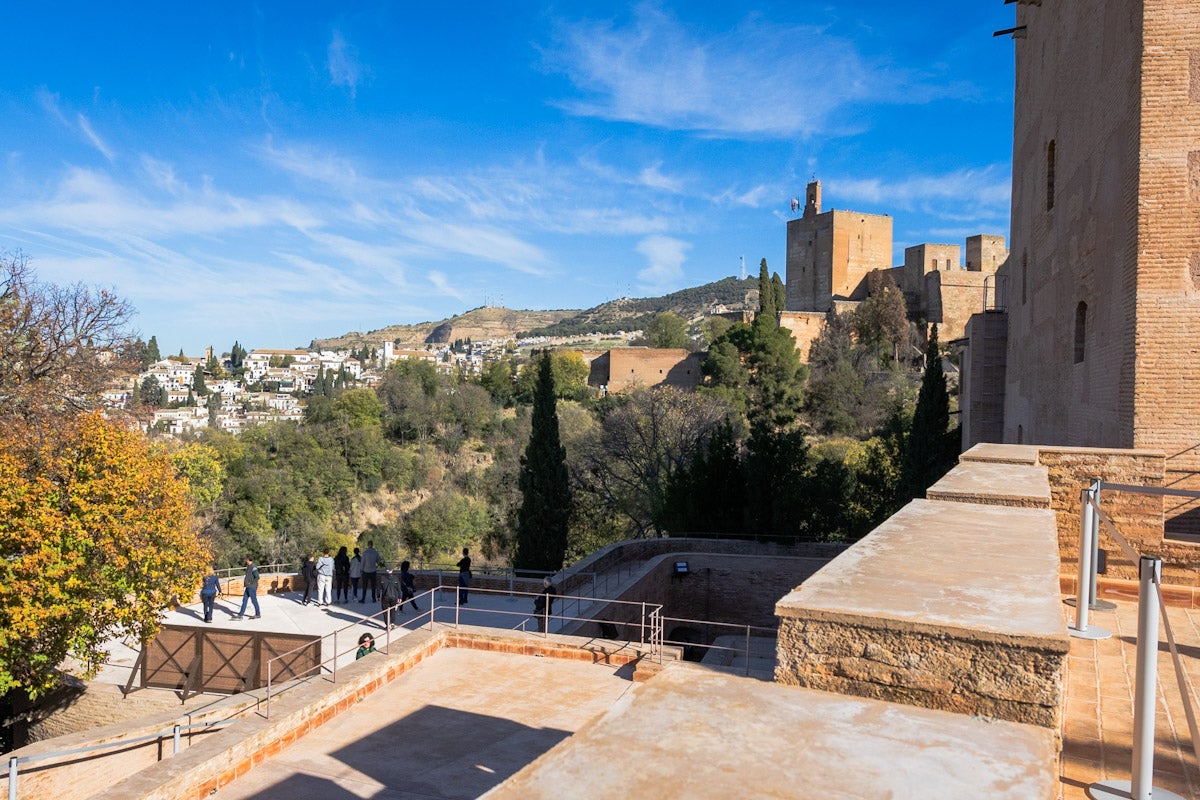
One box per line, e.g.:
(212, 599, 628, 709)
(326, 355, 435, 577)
(963, 0, 1200, 530)
(784, 180, 893, 313)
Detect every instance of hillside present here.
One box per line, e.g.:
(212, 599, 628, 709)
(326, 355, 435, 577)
(520, 276, 757, 337)
(311, 307, 577, 350)
(312, 276, 758, 350)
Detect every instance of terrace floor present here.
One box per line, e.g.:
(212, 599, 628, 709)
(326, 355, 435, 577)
(1059, 595, 1200, 799)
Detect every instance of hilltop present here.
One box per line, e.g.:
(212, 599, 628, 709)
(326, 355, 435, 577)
(311, 276, 758, 350)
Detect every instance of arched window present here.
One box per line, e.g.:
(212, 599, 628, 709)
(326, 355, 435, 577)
(1046, 140, 1056, 211)
(1074, 301, 1087, 363)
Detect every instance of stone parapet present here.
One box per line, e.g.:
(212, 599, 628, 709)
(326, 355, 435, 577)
(926, 459, 1051, 508)
(775, 499, 1068, 729)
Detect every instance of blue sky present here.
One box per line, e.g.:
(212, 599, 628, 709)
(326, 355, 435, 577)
(0, 2, 1017, 355)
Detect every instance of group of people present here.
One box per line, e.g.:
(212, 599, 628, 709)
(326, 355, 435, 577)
(200, 546, 559, 634)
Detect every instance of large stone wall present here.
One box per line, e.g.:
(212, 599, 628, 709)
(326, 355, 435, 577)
(960, 311, 1008, 450)
(595, 348, 704, 394)
(923, 269, 999, 342)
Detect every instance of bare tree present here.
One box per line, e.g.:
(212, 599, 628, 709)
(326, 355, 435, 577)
(578, 387, 732, 537)
(0, 252, 137, 424)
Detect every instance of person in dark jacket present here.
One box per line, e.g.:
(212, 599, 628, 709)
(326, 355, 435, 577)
(300, 555, 317, 606)
(534, 577, 557, 632)
(333, 546, 351, 603)
(200, 567, 222, 623)
(399, 560, 420, 612)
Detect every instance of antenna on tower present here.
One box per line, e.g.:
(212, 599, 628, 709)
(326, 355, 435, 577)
(740, 255, 746, 280)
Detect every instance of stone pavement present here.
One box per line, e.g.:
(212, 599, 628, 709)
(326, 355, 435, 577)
(208, 648, 636, 800)
(1059, 596, 1200, 798)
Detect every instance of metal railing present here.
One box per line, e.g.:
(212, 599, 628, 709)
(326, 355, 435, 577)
(5, 718, 232, 800)
(262, 581, 664, 718)
(215, 562, 297, 594)
(661, 617, 777, 678)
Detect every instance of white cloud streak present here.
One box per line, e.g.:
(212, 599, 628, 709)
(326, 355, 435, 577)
(635, 234, 690, 292)
(548, 5, 953, 139)
(327, 31, 362, 97)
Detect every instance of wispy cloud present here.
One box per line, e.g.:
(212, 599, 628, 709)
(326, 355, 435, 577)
(428, 270, 467, 302)
(77, 114, 115, 162)
(327, 31, 363, 97)
(832, 165, 1011, 220)
(636, 234, 689, 291)
(547, 5, 953, 139)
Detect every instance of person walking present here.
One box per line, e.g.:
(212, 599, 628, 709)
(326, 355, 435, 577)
(379, 568, 402, 629)
(399, 560, 420, 613)
(456, 547, 472, 605)
(534, 576, 557, 633)
(349, 547, 363, 601)
(334, 546, 351, 603)
(361, 540, 381, 603)
(200, 567, 222, 623)
(316, 548, 334, 606)
(233, 556, 260, 619)
(300, 555, 317, 605)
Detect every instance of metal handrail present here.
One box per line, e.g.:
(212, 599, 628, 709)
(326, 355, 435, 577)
(263, 582, 665, 717)
(661, 616, 777, 677)
(5, 718, 232, 800)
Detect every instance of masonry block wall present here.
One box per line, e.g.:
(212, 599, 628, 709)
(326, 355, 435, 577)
(785, 196, 893, 313)
(602, 348, 704, 394)
(923, 270, 996, 342)
(990, 0, 1200, 538)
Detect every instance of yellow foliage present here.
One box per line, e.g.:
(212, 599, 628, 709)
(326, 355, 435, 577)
(0, 413, 210, 698)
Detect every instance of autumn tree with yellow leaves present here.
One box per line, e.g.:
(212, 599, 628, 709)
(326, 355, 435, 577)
(0, 254, 208, 698)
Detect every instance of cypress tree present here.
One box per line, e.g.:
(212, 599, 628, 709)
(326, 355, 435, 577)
(514, 353, 572, 572)
(900, 324, 955, 501)
(757, 258, 778, 320)
(192, 364, 208, 396)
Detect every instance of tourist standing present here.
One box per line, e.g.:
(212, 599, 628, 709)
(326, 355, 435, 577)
(200, 567, 222, 623)
(349, 547, 363, 601)
(316, 548, 334, 606)
(334, 546, 351, 603)
(534, 576, 557, 633)
(361, 540, 381, 603)
(399, 560, 420, 612)
(456, 547, 472, 605)
(234, 556, 260, 619)
(300, 555, 317, 605)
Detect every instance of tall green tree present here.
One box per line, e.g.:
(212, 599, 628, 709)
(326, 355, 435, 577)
(642, 311, 690, 349)
(899, 325, 956, 501)
(192, 364, 208, 396)
(757, 258, 779, 320)
(513, 354, 572, 572)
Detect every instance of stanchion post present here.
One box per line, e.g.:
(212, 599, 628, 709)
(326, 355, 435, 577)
(9, 755, 18, 800)
(1087, 556, 1185, 800)
(1071, 483, 1110, 640)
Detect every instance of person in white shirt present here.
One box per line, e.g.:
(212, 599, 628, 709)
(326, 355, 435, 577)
(316, 548, 335, 606)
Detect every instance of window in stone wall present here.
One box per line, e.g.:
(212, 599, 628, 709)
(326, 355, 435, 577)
(1074, 301, 1087, 363)
(1047, 139, 1056, 211)
(1017, 425, 1023, 444)
(1021, 251, 1028, 305)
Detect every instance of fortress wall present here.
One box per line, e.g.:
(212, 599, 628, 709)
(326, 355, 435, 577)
(924, 270, 998, 342)
(1134, 0, 1200, 531)
(603, 348, 703, 394)
(1002, 0, 1141, 449)
(786, 209, 891, 312)
(966, 234, 1008, 272)
(777, 311, 826, 361)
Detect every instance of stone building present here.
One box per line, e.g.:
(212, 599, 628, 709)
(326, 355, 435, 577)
(783, 179, 1007, 359)
(587, 347, 704, 394)
(960, 0, 1200, 532)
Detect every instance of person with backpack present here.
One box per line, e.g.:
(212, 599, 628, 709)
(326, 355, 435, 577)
(379, 568, 402, 630)
(399, 560, 420, 613)
(233, 556, 261, 619)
